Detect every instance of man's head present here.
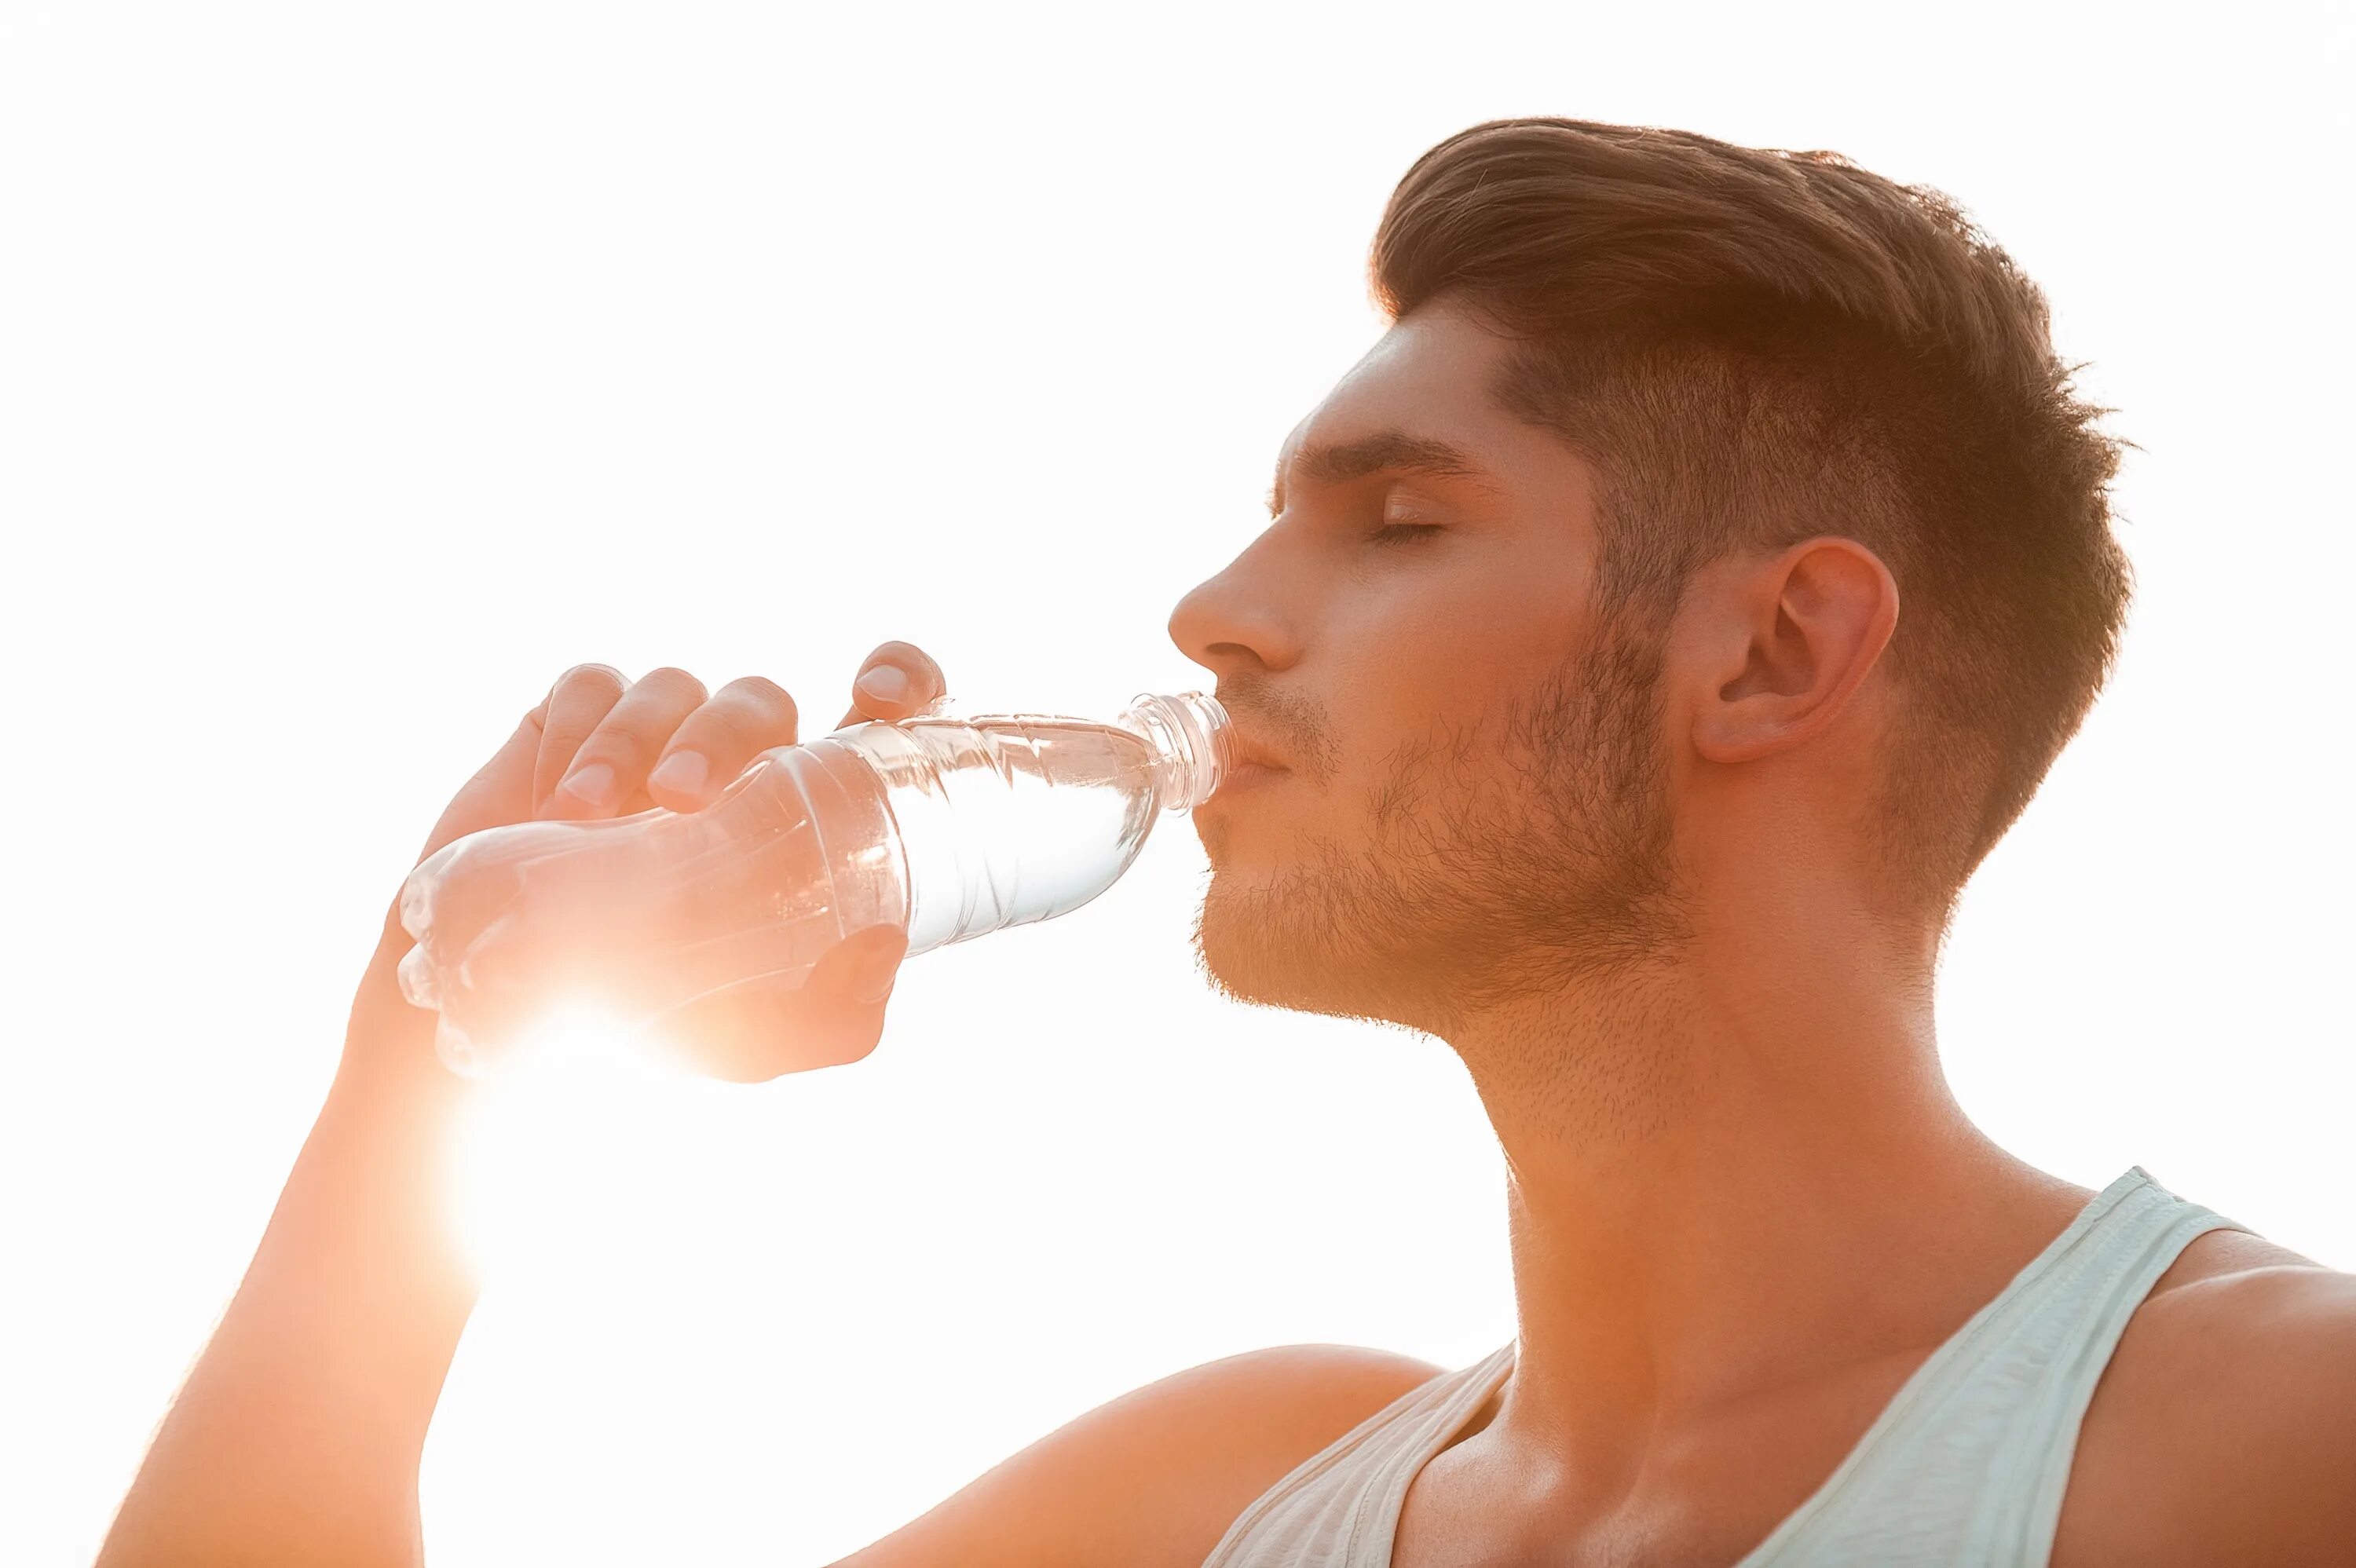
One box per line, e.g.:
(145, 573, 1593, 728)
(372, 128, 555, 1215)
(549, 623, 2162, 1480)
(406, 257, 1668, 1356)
(1173, 119, 2128, 1037)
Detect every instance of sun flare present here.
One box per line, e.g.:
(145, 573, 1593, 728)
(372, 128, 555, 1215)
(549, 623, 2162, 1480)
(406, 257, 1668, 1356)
(445, 1007, 701, 1279)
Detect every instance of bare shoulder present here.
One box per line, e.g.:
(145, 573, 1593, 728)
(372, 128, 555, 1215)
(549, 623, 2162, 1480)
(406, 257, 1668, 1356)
(829, 1343, 1446, 1568)
(2056, 1228, 2356, 1568)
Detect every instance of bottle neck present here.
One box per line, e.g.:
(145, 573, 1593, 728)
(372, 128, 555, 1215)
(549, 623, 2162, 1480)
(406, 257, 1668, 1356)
(1119, 691, 1231, 812)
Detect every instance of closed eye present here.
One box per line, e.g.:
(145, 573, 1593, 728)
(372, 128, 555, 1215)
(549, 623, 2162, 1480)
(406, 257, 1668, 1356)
(1370, 522, 1443, 546)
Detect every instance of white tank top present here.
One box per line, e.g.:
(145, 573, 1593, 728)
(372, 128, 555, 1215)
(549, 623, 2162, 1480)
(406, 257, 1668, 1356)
(1202, 1168, 2243, 1568)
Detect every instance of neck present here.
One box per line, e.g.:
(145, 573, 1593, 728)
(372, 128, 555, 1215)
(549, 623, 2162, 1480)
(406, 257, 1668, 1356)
(1445, 894, 2084, 1464)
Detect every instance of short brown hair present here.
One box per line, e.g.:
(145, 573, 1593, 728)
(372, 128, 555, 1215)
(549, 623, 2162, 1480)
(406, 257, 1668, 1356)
(1374, 118, 2131, 923)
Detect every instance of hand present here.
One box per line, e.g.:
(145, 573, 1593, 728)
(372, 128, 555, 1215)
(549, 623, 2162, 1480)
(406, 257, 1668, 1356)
(362, 643, 951, 1082)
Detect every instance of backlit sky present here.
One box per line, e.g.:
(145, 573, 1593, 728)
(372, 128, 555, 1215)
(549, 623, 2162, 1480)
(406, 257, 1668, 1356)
(4, 4, 2351, 1564)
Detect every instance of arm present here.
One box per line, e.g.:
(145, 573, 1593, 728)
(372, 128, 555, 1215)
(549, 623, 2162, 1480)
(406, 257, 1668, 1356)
(97, 654, 931, 1567)
(95, 938, 479, 1568)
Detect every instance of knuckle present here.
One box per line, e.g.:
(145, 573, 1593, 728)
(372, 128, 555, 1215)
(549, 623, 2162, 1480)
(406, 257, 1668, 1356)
(720, 672, 793, 709)
(556, 660, 627, 690)
(636, 665, 708, 706)
(718, 674, 799, 725)
(553, 662, 628, 701)
(687, 700, 770, 758)
(577, 721, 650, 767)
(539, 711, 603, 751)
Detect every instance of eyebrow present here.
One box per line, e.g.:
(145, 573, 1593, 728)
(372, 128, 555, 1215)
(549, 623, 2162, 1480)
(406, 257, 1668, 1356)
(1267, 430, 1493, 518)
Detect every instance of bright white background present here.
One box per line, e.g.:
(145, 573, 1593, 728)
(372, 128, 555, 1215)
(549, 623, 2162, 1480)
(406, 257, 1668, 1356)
(3, 3, 2350, 1563)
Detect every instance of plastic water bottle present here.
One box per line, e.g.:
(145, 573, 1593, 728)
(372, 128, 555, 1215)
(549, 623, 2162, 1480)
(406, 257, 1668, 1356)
(395, 691, 1231, 1075)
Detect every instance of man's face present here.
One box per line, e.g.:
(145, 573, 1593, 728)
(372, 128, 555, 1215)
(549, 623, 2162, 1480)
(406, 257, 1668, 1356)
(1170, 304, 1689, 1036)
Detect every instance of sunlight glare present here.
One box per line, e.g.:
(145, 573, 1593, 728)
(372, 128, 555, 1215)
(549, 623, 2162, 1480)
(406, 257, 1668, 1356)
(448, 1007, 702, 1281)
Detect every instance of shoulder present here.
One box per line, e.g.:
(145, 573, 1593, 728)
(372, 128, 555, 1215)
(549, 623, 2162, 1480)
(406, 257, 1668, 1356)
(832, 1343, 1447, 1568)
(2055, 1227, 2356, 1568)
(1025, 1342, 1452, 1504)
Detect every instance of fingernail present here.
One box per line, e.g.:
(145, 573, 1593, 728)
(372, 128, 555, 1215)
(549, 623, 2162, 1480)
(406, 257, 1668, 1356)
(556, 761, 616, 810)
(649, 750, 708, 795)
(853, 965, 898, 1006)
(855, 665, 911, 706)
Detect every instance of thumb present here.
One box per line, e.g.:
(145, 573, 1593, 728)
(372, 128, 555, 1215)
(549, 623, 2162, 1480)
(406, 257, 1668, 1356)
(651, 925, 910, 1083)
(809, 923, 913, 1008)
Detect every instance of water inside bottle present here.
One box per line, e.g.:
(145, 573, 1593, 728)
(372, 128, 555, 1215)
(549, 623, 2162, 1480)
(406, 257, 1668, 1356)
(848, 715, 1168, 953)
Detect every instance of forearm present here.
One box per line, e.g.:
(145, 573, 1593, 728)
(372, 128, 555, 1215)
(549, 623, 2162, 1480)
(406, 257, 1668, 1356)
(99, 940, 479, 1568)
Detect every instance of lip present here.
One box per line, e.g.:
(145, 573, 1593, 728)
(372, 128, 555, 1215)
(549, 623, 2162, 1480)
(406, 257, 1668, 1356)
(1206, 759, 1288, 802)
(1220, 726, 1291, 773)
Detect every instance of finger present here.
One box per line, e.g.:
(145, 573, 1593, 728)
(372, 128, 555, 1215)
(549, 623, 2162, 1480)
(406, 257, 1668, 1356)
(651, 924, 907, 1083)
(543, 667, 711, 821)
(646, 675, 801, 812)
(837, 641, 949, 728)
(531, 663, 630, 813)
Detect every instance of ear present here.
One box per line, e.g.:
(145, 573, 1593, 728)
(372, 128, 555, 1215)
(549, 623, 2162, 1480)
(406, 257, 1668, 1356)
(1689, 537, 1899, 766)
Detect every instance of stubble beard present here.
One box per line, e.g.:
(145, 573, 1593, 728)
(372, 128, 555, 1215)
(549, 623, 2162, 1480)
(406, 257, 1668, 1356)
(1192, 615, 1692, 1039)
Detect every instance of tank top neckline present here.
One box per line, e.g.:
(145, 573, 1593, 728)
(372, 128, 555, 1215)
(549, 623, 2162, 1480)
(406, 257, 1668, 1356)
(1377, 1166, 2173, 1566)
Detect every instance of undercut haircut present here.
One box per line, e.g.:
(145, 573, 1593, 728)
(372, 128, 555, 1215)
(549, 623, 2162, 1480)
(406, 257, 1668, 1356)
(1374, 118, 2131, 925)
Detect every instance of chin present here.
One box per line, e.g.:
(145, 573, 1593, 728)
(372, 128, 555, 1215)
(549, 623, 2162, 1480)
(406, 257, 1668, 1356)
(1191, 879, 1288, 1007)
(1194, 865, 1323, 1004)
(1190, 860, 1447, 1032)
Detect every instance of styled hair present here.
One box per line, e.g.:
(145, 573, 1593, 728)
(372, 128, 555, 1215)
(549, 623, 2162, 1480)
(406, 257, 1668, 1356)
(1374, 118, 2131, 923)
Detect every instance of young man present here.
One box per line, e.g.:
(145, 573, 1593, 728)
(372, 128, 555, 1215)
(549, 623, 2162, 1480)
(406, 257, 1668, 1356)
(101, 119, 2355, 1566)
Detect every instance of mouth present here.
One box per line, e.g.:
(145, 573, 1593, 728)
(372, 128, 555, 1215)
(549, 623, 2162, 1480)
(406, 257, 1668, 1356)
(1200, 711, 1297, 807)
(1220, 759, 1287, 792)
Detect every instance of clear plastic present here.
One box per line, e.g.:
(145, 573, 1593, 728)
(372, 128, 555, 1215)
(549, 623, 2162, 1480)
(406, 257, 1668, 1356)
(395, 690, 1230, 1076)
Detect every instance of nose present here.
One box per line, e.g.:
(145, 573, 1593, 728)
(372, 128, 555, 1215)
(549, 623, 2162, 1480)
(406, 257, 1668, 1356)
(1168, 537, 1304, 679)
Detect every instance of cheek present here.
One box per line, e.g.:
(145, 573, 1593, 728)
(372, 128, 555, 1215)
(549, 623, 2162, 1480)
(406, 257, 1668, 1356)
(1320, 561, 1586, 788)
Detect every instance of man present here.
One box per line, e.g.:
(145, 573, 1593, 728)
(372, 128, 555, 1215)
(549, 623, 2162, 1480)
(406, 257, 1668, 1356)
(100, 119, 2355, 1566)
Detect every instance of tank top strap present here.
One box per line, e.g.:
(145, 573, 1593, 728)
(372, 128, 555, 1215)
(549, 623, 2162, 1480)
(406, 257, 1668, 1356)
(1201, 1343, 1514, 1567)
(1745, 1166, 2246, 1567)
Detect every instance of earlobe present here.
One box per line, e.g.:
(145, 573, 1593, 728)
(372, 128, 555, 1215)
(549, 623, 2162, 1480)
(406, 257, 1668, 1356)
(1691, 538, 1899, 766)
